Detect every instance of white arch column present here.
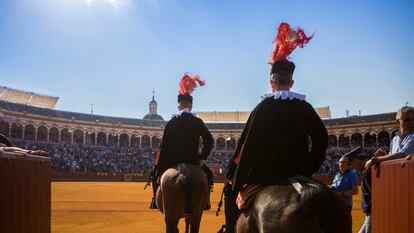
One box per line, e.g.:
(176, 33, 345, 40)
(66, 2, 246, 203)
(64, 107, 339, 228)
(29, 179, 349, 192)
(35, 127, 38, 142)
(22, 126, 25, 140)
(47, 128, 50, 143)
(362, 134, 365, 148)
(94, 133, 97, 145)
(128, 135, 131, 148)
(58, 129, 61, 143)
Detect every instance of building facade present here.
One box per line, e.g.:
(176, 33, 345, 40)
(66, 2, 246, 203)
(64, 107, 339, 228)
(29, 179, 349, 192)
(0, 100, 398, 151)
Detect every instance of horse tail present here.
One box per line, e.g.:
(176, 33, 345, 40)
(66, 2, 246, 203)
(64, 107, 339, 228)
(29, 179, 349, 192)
(300, 182, 352, 233)
(176, 164, 193, 192)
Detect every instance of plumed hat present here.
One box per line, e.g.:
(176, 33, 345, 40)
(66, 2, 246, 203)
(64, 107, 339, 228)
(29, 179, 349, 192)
(269, 22, 313, 75)
(177, 73, 205, 104)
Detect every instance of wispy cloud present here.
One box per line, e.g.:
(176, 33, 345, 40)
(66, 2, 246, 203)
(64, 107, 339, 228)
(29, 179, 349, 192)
(85, 0, 127, 8)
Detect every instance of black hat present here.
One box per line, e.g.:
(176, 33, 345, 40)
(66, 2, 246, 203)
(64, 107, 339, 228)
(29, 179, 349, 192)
(177, 94, 193, 104)
(343, 147, 370, 159)
(271, 59, 295, 75)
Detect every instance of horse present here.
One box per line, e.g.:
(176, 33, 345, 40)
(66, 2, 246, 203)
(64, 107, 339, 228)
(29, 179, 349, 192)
(235, 176, 352, 233)
(156, 163, 209, 233)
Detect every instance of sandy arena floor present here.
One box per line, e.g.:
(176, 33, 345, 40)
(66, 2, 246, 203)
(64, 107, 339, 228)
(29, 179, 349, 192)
(52, 182, 364, 233)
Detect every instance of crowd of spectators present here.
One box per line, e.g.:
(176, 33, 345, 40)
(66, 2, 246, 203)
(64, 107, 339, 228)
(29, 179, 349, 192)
(206, 150, 232, 168)
(14, 141, 155, 174)
(12, 140, 381, 176)
(317, 148, 376, 176)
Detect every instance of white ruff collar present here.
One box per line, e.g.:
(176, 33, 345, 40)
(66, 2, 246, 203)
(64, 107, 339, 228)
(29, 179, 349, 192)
(172, 108, 195, 117)
(262, 90, 306, 101)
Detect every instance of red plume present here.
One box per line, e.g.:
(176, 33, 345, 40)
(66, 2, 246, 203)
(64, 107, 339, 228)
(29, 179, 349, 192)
(179, 73, 205, 95)
(268, 22, 313, 65)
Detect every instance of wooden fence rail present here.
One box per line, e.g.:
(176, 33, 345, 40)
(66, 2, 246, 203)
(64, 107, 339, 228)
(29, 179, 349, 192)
(0, 153, 51, 233)
(372, 158, 414, 233)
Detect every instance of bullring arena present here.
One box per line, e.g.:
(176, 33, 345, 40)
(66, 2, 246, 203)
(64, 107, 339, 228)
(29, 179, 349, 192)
(0, 87, 411, 233)
(51, 182, 365, 233)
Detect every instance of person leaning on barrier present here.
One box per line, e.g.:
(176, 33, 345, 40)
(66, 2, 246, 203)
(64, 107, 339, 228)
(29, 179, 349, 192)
(365, 106, 414, 170)
(344, 147, 372, 233)
(0, 133, 13, 147)
(0, 133, 49, 157)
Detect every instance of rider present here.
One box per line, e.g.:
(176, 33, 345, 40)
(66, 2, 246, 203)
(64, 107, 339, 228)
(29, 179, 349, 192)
(156, 73, 214, 213)
(221, 23, 328, 233)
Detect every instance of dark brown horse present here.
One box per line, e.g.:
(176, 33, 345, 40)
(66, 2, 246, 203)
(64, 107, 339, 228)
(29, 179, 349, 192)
(156, 163, 209, 233)
(236, 176, 352, 233)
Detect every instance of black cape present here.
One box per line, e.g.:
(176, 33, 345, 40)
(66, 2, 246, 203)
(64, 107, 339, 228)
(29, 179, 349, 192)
(227, 96, 328, 192)
(157, 112, 213, 176)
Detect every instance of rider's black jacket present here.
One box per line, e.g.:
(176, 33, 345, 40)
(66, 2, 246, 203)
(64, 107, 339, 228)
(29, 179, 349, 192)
(157, 112, 213, 176)
(227, 96, 328, 192)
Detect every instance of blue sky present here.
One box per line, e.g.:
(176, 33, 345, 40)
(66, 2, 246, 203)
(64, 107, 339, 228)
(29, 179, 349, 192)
(0, 0, 413, 119)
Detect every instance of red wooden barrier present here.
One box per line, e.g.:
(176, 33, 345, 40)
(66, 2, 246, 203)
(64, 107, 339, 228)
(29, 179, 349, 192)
(372, 158, 414, 233)
(0, 153, 51, 233)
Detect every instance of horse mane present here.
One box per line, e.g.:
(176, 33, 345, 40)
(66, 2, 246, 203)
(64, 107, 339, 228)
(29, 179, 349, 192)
(297, 177, 351, 233)
(296, 177, 331, 203)
(236, 176, 352, 233)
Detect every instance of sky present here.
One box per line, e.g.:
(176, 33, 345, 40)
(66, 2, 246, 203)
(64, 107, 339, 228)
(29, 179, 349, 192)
(0, 0, 413, 120)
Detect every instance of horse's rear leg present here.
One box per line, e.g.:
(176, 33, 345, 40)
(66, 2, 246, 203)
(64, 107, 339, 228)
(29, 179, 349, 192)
(165, 216, 179, 233)
(185, 217, 190, 233)
(189, 222, 200, 233)
(188, 214, 202, 233)
(236, 213, 259, 233)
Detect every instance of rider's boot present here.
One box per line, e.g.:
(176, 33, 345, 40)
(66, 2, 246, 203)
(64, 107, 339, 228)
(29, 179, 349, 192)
(204, 185, 212, 210)
(201, 164, 214, 210)
(222, 182, 238, 233)
(149, 177, 159, 209)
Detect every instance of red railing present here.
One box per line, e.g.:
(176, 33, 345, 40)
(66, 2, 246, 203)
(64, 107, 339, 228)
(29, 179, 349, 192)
(372, 158, 414, 233)
(0, 152, 51, 233)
